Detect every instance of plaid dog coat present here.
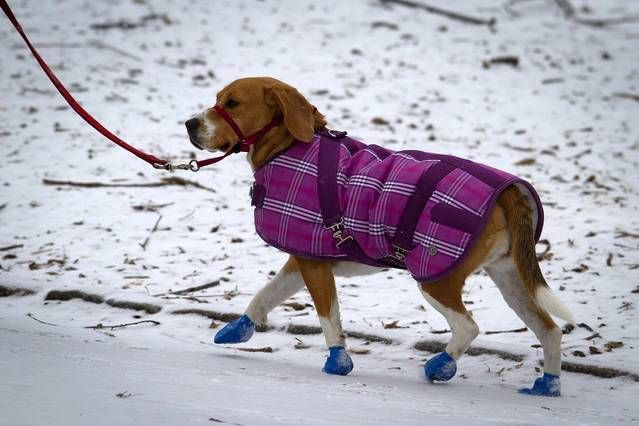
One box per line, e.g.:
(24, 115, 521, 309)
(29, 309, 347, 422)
(251, 130, 543, 281)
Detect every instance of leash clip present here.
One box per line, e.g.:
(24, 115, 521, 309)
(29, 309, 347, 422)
(153, 160, 200, 172)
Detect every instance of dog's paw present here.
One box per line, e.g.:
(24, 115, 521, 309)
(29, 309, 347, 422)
(214, 314, 255, 344)
(322, 346, 354, 376)
(518, 373, 561, 397)
(424, 352, 457, 382)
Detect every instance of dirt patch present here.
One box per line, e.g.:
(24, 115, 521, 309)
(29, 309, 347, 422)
(286, 324, 322, 335)
(548, 361, 639, 381)
(105, 299, 161, 314)
(286, 324, 394, 344)
(44, 290, 160, 314)
(346, 330, 393, 345)
(45, 290, 104, 304)
(414, 340, 525, 362)
(171, 309, 241, 323)
(0, 285, 35, 297)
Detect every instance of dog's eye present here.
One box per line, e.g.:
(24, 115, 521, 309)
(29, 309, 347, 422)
(224, 98, 240, 109)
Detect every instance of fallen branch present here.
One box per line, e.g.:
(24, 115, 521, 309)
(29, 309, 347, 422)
(482, 56, 519, 69)
(139, 214, 162, 251)
(42, 177, 216, 193)
(554, 0, 639, 28)
(541, 360, 639, 381)
(235, 346, 273, 353)
(612, 92, 639, 102)
(484, 327, 527, 335)
(88, 40, 142, 61)
(85, 320, 160, 330)
(380, 0, 496, 27)
(414, 340, 525, 361)
(160, 295, 209, 303)
(156, 280, 221, 296)
(12, 40, 141, 61)
(0, 244, 23, 252)
(26, 312, 59, 326)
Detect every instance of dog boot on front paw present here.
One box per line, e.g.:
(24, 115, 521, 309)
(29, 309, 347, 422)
(322, 346, 354, 376)
(424, 351, 457, 382)
(214, 314, 255, 344)
(518, 373, 561, 397)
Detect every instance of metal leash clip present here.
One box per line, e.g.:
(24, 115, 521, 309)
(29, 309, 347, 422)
(153, 160, 200, 172)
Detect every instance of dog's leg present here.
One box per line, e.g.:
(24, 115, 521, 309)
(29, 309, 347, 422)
(490, 186, 572, 396)
(295, 256, 353, 376)
(419, 277, 479, 382)
(245, 256, 304, 325)
(214, 256, 304, 344)
(485, 256, 563, 396)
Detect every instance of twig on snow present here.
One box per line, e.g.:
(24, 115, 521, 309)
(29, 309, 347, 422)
(42, 177, 216, 193)
(85, 320, 160, 330)
(0, 244, 23, 252)
(380, 0, 496, 27)
(139, 214, 162, 251)
(484, 327, 528, 335)
(554, 0, 639, 28)
(154, 280, 221, 297)
(26, 312, 59, 326)
(235, 346, 273, 353)
(612, 92, 639, 102)
(88, 40, 142, 61)
(12, 41, 141, 61)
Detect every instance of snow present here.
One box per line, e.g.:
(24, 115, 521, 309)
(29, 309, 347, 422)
(1, 308, 635, 426)
(1, 0, 638, 424)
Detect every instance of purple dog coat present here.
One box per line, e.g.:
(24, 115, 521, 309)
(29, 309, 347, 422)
(251, 130, 543, 282)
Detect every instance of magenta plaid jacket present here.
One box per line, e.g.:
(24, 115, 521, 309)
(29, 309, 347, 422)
(251, 131, 543, 281)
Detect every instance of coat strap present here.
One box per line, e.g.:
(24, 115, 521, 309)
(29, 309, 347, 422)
(390, 161, 455, 262)
(317, 134, 386, 267)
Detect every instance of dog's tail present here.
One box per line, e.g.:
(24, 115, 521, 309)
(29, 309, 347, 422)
(500, 186, 575, 324)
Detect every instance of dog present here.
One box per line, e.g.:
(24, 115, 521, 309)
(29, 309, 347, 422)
(185, 77, 574, 396)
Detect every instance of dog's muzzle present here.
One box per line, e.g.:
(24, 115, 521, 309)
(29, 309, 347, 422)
(185, 118, 203, 150)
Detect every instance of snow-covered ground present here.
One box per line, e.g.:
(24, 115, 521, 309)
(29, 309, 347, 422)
(1, 0, 638, 424)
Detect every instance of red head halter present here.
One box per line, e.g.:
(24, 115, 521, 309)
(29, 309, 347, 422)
(188, 106, 283, 170)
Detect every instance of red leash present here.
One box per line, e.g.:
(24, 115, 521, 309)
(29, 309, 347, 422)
(1, 0, 279, 171)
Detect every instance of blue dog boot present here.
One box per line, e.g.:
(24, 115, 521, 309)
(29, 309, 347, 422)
(322, 346, 354, 376)
(214, 314, 255, 344)
(518, 373, 561, 397)
(424, 352, 457, 382)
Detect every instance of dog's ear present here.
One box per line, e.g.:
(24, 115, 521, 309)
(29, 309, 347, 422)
(267, 84, 315, 142)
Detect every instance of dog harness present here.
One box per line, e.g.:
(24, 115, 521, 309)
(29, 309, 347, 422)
(251, 130, 543, 281)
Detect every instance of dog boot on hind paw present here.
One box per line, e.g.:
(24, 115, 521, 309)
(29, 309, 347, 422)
(214, 314, 255, 344)
(518, 373, 561, 397)
(322, 346, 354, 376)
(424, 352, 457, 382)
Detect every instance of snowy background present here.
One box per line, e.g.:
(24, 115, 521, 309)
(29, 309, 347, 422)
(1, 0, 638, 424)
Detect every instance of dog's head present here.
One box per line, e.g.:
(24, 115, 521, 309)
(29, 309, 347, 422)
(185, 77, 325, 163)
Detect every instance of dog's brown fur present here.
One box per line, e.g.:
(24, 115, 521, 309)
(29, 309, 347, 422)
(202, 77, 326, 167)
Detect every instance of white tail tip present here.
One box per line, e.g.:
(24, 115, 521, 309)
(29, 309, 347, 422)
(535, 286, 575, 325)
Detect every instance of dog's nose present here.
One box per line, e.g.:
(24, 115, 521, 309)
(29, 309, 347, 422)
(185, 118, 202, 149)
(185, 118, 199, 136)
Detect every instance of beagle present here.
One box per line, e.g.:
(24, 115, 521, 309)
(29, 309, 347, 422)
(185, 77, 574, 397)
